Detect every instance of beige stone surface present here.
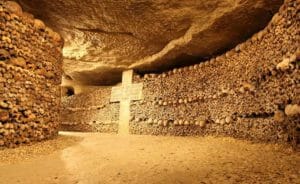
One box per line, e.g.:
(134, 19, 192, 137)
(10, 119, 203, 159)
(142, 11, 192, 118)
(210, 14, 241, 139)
(111, 70, 143, 134)
(0, 132, 299, 184)
(16, 0, 283, 84)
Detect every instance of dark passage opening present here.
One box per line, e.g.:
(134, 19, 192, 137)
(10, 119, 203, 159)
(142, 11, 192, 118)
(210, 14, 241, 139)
(66, 87, 75, 96)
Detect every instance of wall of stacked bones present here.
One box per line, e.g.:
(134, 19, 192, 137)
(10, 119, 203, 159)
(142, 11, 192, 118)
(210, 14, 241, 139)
(60, 86, 119, 133)
(130, 0, 300, 146)
(0, 1, 63, 148)
(59, 0, 299, 146)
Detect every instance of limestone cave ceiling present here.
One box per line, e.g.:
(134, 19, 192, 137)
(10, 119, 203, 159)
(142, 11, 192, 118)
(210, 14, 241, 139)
(16, 0, 283, 85)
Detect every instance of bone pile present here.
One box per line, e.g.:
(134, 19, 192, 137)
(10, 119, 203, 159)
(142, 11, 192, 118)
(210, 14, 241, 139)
(0, 1, 63, 148)
(130, 0, 300, 146)
(60, 86, 119, 133)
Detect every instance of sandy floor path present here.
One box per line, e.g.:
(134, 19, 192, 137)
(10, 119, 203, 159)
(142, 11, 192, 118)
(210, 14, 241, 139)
(0, 132, 299, 184)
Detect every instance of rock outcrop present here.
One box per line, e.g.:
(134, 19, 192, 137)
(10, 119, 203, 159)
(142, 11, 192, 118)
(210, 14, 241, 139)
(16, 0, 283, 85)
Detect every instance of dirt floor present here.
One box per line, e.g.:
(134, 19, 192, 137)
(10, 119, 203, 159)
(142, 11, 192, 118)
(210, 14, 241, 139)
(0, 132, 299, 184)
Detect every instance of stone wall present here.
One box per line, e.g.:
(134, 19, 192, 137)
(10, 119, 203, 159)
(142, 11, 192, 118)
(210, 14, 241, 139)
(60, 86, 119, 133)
(130, 0, 299, 146)
(0, 1, 63, 148)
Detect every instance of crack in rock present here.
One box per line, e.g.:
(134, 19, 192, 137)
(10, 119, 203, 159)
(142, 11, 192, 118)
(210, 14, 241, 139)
(75, 27, 135, 38)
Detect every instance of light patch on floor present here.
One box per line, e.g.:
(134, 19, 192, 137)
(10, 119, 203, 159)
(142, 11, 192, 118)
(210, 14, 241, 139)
(0, 132, 299, 184)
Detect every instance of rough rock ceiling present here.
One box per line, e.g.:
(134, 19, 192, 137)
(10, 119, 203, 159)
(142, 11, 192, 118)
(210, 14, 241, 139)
(16, 0, 283, 85)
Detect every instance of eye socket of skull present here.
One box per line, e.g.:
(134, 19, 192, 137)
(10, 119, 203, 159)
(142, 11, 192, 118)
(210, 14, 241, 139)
(0, 49, 10, 60)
